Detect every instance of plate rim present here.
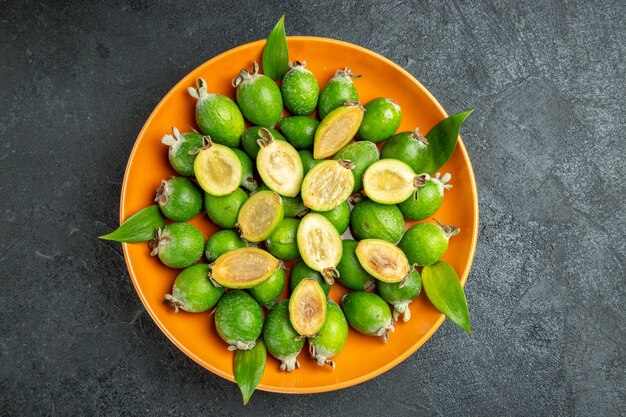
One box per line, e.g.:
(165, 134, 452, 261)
(119, 36, 479, 394)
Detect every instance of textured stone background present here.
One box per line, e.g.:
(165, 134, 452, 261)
(1, 0, 624, 415)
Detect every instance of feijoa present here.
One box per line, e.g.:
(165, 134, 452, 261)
(355, 239, 411, 284)
(378, 269, 422, 322)
(263, 301, 305, 371)
(282, 194, 309, 218)
(149, 223, 205, 269)
(380, 128, 430, 173)
(398, 173, 452, 220)
(279, 116, 319, 149)
(193, 137, 242, 196)
(290, 259, 331, 296)
(333, 141, 379, 192)
(161, 127, 203, 177)
(155, 177, 203, 222)
(237, 190, 284, 242)
(289, 279, 327, 337)
(297, 213, 343, 285)
(342, 292, 394, 342)
(313, 102, 365, 159)
(308, 300, 348, 368)
(210, 247, 280, 289)
(233, 62, 283, 127)
(362, 159, 428, 204)
(164, 264, 224, 313)
(188, 78, 244, 147)
(281, 61, 319, 115)
(301, 159, 355, 212)
(314, 201, 350, 234)
(318, 67, 360, 120)
(298, 150, 320, 176)
(205, 230, 247, 262)
(249, 266, 285, 309)
(336, 240, 375, 291)
(256, 128, 303, 197)
(204, 188, 248, 229)
(358, 98, 402, 143)
(398, 220, 459, 266)
(231, 148, 258, 192)
(215, 290, 263, 350)
(265, 218, 300, 260)
(350, 199, 405, 243)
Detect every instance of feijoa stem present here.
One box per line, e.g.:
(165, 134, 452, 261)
(411, 127, 429, 145)
(321, 267, 339, 285)
(433, 218, 460, 238)
(336, 67, 361, 79)
(164, 294, 184, 313)
(154, 180, 169, 206)
(412, 174, 430, 200)
(256, 128, 275, 148)
(338, 159, 356, 170)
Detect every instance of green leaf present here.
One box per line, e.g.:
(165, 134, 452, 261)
(422, 109, 473, 174)
(422, 261, 471, 334)
(262, 14, 289, 80)
(234, 339, 267, 405)
(99, 205, 165, 243)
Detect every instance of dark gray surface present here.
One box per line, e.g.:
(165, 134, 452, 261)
(1, 0, 624, 415)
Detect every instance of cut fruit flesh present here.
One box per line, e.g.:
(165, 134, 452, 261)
(257, 131, 303, 197)
(289, 279, 327, 337)
(297, 213, 342, 284)
(301, 160, 355, 211)
(194, 142, 242, 196)
(355, 239, 411, 283)
(211, 247, 280, 289)
(237, 190, 283, 242)
(314, 103, 364, 159)
(363, 159, 421, 204)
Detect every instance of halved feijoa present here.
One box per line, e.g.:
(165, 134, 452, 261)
(355, 239, 411, 284)
(289, 279, 327, 337)
(256, 128, 303, 197)
(210, 247, 280, 289)
(362, 159, 428, 204)
(297, 213, 343, 285)
(237, 190, 284, 242)
(193, 137, 242, 196)
(301, 159, 355, 211)
(313, 102, 364, 159)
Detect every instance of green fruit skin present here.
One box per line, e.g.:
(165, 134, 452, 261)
(342, 292, 393, 336)
(299, 150, 321, 176)
(215, 291, 264, 349)
(318, 75, 358, 120)
(158, 177, 203, 222)
(236, 74, 283, 127)
(279, 116, 319, 149)
(266, 218, 301, 260)
(309, 300, 348, 366)
(281, 67, 319, 115)
(204, 188, 248, 229)
(399, 223, 449, 266)
(196, 94, 245, 147)
(262, 301, 305, 370)
(231, 148, 258, 192)
(334, 141, 379, 192)
(282, 195, 308, 218)
(314, 201, 350, 234)
(169, 264, 224, 312)
(380, 131, 429, 173)
(242, 127, 285, 159)
(167, 131, 203, 177)
(357, 98, 402, 143)
(290, 259, 331, 296)
(336, 240, 376, 290)
(156, 223, 205, 269)
(377, 269, 422, 304)
(249, 267, 285, 309)
(398, 179, 444, 221)
(350, 199, 405, 243)
(205, 230, 247, 262)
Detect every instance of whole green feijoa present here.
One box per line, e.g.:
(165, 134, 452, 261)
(231, 148, 258, 192)
(188, 78, 244, 147)
(205, 230, 247, 262)
(358, 98, 402, 143)
(377, 269, 422, 322)
(290, 259, 331, 296)
(279, 116, 319, 149)
(215, 290, 264, 350)
(249, 267, 285, 309)
(380, 128, 430, 173)
(242, 126, 285, 159)
(281, 61, 319, 116)
(334, 141, 379, 192)
(282, 195, 309, 218)
(204, 188, 248, 229)
(350, 199, 405, 243)
(155, 177, 203, 222)
(399, 220, 459, 266)
(161, 127, 203, 177)
(308, 300, 348, 368)
(299, 150, 321, 176)
(398, 173, 452, 220)
(266, 218, 300, 260)
(149, 223, 204, 269)
(342, 291, 394, 342)
(233, 62, 283, 127)
(164, 264, 224, 313)
(336, 240, 375, 290)
(314, 201, 350, 234)
(263, 301, 305, 371)
(318, 67, 360, 120)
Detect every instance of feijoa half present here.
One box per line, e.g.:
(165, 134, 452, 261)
(297, 213, 343, 285)
(256, 128, 304, 198)
(362, 159, 428, 204)
(289, 278, 327, 338)
(237, 190, 284, 242)
(210, 247, 280, 289)
(193, 137, 242, 196)
(355, 239, 412, 284)
(313, 102, 365, 159)
(301, 159, 355, 212)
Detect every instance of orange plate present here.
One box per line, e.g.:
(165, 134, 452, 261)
(120, 37, 478, 394)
